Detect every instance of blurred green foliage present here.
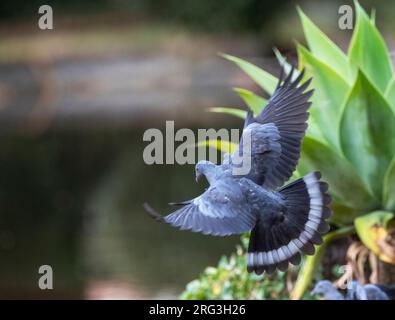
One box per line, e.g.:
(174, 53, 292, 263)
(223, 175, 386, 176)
(181, 233, 320, 300)
(0, 0, 288, 32)
(181, 234, 290, 300)
(136, 0, 286, 32)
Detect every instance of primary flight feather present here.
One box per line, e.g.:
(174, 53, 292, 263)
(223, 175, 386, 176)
(146, 67, 332, 274)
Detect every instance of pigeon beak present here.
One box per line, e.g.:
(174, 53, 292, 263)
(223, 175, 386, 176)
(195, 172, 203, 183)
(310, 289, 317, 296)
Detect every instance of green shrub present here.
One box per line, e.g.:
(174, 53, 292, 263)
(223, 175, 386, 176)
(181, 234, 310, 300)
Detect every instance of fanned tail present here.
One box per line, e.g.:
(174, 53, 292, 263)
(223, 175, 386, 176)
(247, 172, 332, 274)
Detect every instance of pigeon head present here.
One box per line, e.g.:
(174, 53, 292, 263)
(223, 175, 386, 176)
(311, 280, 334, 295)
(311, 280, 344, 300)
(195, 160, 217, 184)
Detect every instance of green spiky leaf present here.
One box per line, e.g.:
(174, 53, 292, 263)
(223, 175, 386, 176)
(348, 1, 393, 92)
(340, 70, 395, 198)
(298, 44, 349, 150)
(233, 88, 267, 116)
(383, 156, 395, 211)
(222, 53, 278, 95)
(385, 77, 395, 113)
(196, 139, 238, 154)
(300, 136, 377, 224)
(209, 107, 247, 119)
(297, 7, 350, 81)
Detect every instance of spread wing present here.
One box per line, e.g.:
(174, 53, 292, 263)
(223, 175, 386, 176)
(163, 179, 257, 236)
(230, 68, 313, 189)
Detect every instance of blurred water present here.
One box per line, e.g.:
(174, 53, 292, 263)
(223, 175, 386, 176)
(0, 127, 243, 299)
(0, 32, 268, 299)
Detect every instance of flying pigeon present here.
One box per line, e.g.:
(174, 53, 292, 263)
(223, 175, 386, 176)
(311, 280, 395, 300)
(145, 68, 332, 274)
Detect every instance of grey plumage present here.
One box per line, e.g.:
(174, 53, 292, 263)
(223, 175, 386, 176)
(234, 68, 313, 189)
(311, 280, 344, 300)
(312, 280, 394, 300)
(146, 67, 332, 274)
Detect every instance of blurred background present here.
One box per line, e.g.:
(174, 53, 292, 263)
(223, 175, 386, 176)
(0, 0, 394, 299)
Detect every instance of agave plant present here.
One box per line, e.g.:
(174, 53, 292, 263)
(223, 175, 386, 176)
(194, 1, 395, 299)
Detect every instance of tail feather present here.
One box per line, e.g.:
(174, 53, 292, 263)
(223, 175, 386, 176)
(247, 171, 332, 274)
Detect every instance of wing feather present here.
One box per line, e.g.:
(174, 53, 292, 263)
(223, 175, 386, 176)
(231, 68, 312, 189)
(164, 179, 257, 236)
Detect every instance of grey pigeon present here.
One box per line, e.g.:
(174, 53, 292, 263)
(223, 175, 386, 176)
(146, 68, 332, 274)
(312, 280, 394, 300)
(311, 280, 344, 300)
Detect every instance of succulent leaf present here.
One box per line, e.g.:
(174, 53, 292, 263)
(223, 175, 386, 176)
(209, 107, 247, 119)
(348, 1, 393, 92)
(340, 70, 395, 198)
(297, 7, 350, 81)
(297, 44, 349, 150)
(222, 53, 278, 95)
(383, 156, 395, 211)
(300, 136, 378, 223)
(233, 88, 267, 116)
